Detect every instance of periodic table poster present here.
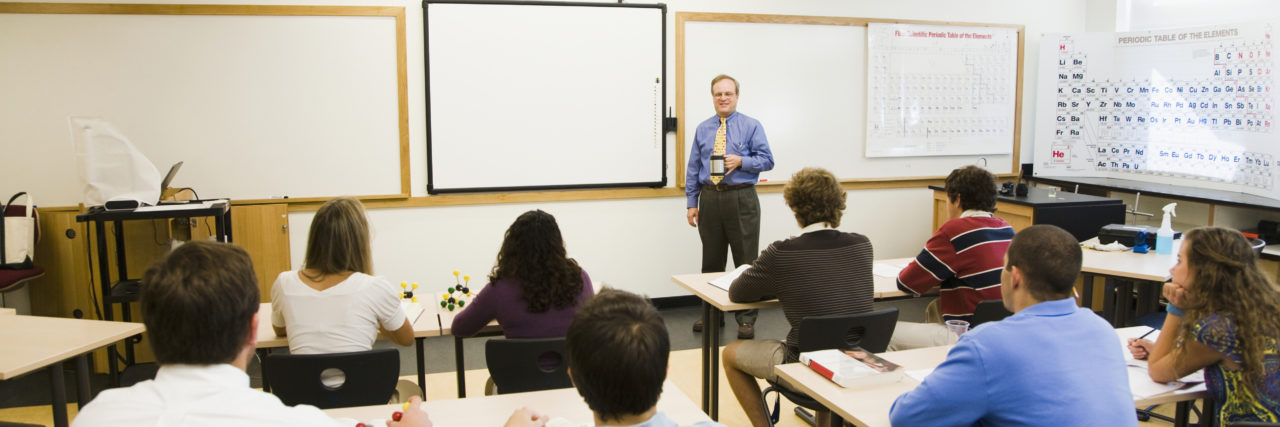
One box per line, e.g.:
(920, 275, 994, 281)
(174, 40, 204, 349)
(1034, 21, 1278, 199)
(865, 23, 1018, 157)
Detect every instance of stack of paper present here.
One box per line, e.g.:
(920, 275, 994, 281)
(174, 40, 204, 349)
(708, 264, 751, 291)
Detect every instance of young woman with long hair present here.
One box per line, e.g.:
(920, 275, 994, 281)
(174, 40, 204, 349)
(1128, 226, 1280, 425)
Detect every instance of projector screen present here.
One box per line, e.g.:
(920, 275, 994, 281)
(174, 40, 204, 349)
(425, 1, 666, 194)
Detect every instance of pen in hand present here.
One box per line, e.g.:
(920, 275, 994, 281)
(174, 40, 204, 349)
(1137, 327, 1157, 340)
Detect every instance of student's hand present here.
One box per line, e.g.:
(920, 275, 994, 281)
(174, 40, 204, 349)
(724, 154, 742, 172)
(1128, 338, 1154, 360)
(1162, 282, 1189, 308)
(687, 208, 699, 227)
(502, 407, 548, 427)
(386, 396, 432, 427)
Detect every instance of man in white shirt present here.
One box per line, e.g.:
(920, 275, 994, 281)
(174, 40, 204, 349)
(72, 241, 433, 427)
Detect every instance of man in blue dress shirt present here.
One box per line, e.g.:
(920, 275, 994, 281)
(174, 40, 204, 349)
(889, 225, 1136, 427)
(685, 74, 775, 339)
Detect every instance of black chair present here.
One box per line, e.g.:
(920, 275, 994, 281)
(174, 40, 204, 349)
(971, 299, 1012, 327)
(1228, 422, 1280, 426)
(761, 307, 899, 427)
(265, 348, 399, 409)
(485, 337, 573, 394)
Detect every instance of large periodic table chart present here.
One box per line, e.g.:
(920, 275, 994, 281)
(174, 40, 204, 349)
(1033, 21, 1278, 199)
(866, 23, 1019, 158)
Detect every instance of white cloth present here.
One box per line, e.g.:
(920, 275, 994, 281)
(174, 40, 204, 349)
(270, 271, 407, 355)
(71, 364, 341, 427)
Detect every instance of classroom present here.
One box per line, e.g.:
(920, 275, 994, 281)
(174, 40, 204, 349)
(2, 0, 1279, 426)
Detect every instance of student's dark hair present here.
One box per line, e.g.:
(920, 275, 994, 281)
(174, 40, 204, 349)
(489, 210, 583, 313)
(566, 288, 669, 422)
(945, 165, 998, 212)
(141, 241, 259, 365)
(783, 167, 846, 228)
(1005, 225, 1081, 300)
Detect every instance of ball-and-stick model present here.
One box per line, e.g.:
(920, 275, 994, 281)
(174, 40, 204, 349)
(440, 270, 473, 311)
(399, 282, 420, 303)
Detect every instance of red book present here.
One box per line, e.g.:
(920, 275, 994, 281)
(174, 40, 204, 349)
(799, 347, 904, 388)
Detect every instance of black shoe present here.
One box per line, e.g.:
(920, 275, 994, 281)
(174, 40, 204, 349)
(691, 318, 725, 333)
(738, 323, 755, 339)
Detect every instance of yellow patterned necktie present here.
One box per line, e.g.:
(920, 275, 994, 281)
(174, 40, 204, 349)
(710, 117, 727, 184)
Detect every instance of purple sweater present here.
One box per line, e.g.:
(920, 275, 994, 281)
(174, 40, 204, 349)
(450, 269, 594, 339)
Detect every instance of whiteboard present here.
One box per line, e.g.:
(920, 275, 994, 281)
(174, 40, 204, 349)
(425, 2, 665, 193)
(0, 6, 407, 206)
(679, 14, 1018, 186)
(1032, 21, 1279, 199)
(865, 23, 1018, 157)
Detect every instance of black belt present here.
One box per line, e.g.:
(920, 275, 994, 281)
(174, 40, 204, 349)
(707, 182, 752, 192)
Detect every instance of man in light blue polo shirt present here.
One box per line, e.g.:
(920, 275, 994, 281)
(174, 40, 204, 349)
(889, 225, 1136, 427)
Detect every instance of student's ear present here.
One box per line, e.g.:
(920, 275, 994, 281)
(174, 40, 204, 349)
(246, 312, 260, 347)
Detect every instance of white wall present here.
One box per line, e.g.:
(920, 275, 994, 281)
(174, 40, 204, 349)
(1117, 0, 1280, 31)
(9, 0, 1092, 298)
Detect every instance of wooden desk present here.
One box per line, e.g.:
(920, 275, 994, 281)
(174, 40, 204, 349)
(774, 329, 1209, 427)
(0, 315, 145, 427)
(670, 257, 916, 420)
(323, 380, 708, 426)
(436, 307, 501, 398)
(1079, 237, 1180, 326)
(254, 302, 445, 395)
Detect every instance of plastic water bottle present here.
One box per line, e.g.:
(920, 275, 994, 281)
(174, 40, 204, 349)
(1156, 203, 1176, 255)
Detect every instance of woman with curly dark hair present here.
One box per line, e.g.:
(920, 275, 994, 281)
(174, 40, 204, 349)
(1128, 227, 1280, 425)
(451, 209, 594, 340)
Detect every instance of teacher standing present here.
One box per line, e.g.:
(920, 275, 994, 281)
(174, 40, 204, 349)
(685, 74, 775, 339)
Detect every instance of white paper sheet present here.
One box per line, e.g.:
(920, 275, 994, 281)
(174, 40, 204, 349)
(873, 262, 908, 279)
(708, 264, 752, 291)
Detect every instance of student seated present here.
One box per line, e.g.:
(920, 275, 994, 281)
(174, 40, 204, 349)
(1128, 227, 1280, 425)
(889, 225, 1135, 426)
(269, 196, 419, 400)
(890, 165, 1014, 350)
(72, 241, 433, 426)
(507, 288, 723, 427)
(721, 167, 875, 427)
(451, 209, 594, 394)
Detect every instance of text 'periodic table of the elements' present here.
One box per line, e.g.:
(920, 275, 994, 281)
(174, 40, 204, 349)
(1034, 21, 1278, 198)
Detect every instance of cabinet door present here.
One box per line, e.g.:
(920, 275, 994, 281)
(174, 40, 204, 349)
(231, 204, 291, 302)
(994, 202, 1034, 233)
(29, 210, 93, 318)
(187, 204, 291, 301)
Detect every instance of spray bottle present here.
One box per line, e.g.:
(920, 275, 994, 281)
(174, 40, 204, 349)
(1156, 203, 1177, 255)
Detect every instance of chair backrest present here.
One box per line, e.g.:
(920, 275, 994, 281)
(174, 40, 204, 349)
(265, 348, 399, 409)
(796, 307, 899, 353)
(485, 337, 573, 394)
(971, 299, 1013, 327)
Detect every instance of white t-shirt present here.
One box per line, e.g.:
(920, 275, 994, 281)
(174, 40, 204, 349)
(270, 271, 407, 355)
(72, 364, 342, 427)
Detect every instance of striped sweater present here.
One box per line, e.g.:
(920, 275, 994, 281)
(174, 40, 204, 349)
(729, 229, 875, 361)
(897, 215, 1014, 323)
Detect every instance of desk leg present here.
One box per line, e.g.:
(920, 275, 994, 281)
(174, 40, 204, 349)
(700, 302, 712, 417)
(710, 309, 722, 421)
(1102, 277, 1118, 327)
(257, 348, 271, 392)
(455, 335, 466, 398)
(415, 337, 426, 398)
(1118, 280, 1135, 327)
(49, 361, 68, 427)
(75, 354, 91, 406)
(1174, 400, 1190, 427)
